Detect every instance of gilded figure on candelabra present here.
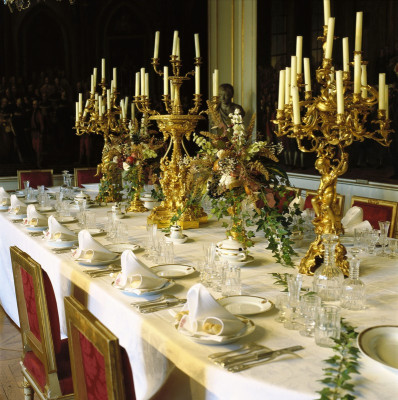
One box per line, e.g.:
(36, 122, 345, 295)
(274, 10, 392, 276)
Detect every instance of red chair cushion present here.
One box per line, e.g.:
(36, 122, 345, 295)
(20, 267, 41, 342)
(275, 190, 297, 212)
(76, 169, 101, 188)
(352, 200, 393, 234)
(23, 339, 73, 395)
(20, 172, 53, 189)
(79, 331, 108, 400)
(304, 194, 315, 210)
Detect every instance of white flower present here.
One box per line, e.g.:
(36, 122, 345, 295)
(123, 162, 131, 171)
(113, 156, 119, 163)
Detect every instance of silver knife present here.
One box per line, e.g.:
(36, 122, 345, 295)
(140, 299, 187, 313)
(222, 345, 304, 369)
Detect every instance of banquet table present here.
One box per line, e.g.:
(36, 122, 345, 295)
(0, 205, 397, 400)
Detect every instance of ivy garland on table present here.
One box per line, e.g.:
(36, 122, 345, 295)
(270, 274, 361, 400)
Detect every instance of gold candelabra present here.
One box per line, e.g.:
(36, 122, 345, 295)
(75, 64, 129, 203)
(274, 21, 391, 276)
(134, 32, 218, 228)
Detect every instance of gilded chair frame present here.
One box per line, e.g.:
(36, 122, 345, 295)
(10, 246, 73, 400)
(305, 189, 345, 216)
(350, 195, 398, 237)
(64, 296, 126, 400)
(17, 169, 54, 190)
(73, 167, 100, 188)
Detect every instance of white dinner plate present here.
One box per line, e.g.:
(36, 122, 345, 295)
(175, 315, 255, 345)
(358, 325, 398, 371)
(81, 183, 100, 190)
(56, 216, 77, 224)
(46, 239, 77, 249)
(340, 236, 354, 246)
(217, 295, 274, 316)
(76, 255, 120, 267)
(0, 205, 9, 211)
(15, 192, 25, 198)
(218, 255, 255, 267)
(105, 243, 140, 253)
(151, 264, 196, 279)
(8, 213, 27, 220)
(24, 199, 38, 204)
(26, 225, 48, 232)
(164, 234, 188, 244)
(112, 279, 175, 296)
(36, 206, 54, 212)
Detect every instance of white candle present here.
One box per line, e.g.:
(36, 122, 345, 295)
(195, 66, 200, 95)
(94, 94, 98, 113)
(278, 70, 285, 110)
(194, 33, 200, 58)
(93, 68, 97, 89)
(385, 84, 389, 119)
(296, 36, 303, 75)
(98, 95, 103, 117)
(125, 97, 129, 116)
(291, 56, 297, 96)
(323, 0, 331, 26)
(304, 58, 311, 92)
(325, 17, 335, 59)
(176, 37, 181, 60)
(101, 58, 105, 80)
(75, 102, 79, 122)
(154, 31, 160, 59)
(170, 81, 174, 101)
(361, 64, 367, 98)
(107, 89, 111, 110)
(121, 100, 126, 119)
(163, 66, 169, 95)
(90, 75, 94, 94)
(140, 68, 145, 96)
(172, 30, 179, 56)
(292, 86, 301, 125)
(135, 72, 140, 97)
(213, 69, 219, 97)
(354, 53, 361, 94)
(113, 68, 117, 90)
(145, 73, 149, 97)
(110, 80, 114, 93)
(285, 67, 291, 105)
(355, 11, 363, 52)
(83, 100, 89, 118)
(342, 37, 349, 72)
(78, 93, 83, 114)
(379, 73, 386, 110)
(131, 102, 135, 121)
(336, 70, 344, 115)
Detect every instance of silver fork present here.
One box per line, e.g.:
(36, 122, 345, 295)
(84, 264, 121, 277)
(209, 343, 267, 362)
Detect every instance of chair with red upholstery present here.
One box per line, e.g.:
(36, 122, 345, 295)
(304, 189, 345, 216)
(74, 168, 101, 188)
(351, 195, 398, 237)
(17, 169, 53, 190)
(64, 296, 135, 400)
(10, 246, 74, 400)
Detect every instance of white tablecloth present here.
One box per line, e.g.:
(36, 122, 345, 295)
(1, 207, 397, 400)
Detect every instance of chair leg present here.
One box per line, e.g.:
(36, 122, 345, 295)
(22, 377, 34, 400)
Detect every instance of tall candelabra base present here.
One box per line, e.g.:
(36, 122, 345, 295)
(299, 235, 350, 276)
(127, 193, 148, 213)
(147, 206, 207, 229)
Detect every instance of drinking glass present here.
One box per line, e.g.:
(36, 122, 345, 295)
(55, 192, 63, 212)
(365, 229, 379, 254)
(388, 238, 398, 258)
(299, 294, 321, 337)
(275, 292, 290, 323)
(23, 180, 30, 197)
(315, 305, 341, 347)
(59, 201, 71, 218)
(378, 221, 390, 256)
(221, 263, 241, 296)
(84, 211, 96, 229)
(284, 273, 303, 330)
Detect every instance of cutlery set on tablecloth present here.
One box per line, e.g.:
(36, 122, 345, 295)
(131, 295, 187, 313)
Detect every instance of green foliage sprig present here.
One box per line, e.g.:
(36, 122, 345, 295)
(316, 320, 360, 400)
(270, 272, 289, 291)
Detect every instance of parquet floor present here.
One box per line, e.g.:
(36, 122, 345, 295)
(0, 306, 23, 400)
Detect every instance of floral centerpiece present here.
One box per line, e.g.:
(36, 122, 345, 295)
(192, 107, 300, 266)
(119, 119, 163, 211)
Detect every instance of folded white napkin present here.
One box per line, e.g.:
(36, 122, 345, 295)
(114, 250, 167, 293)
(0, 187, 10, 205)
(288, 196, 304, 212)
(341, 206, 372, 235)
(45, 215, 77, 241)
(24, 205, 47, 227)
(178, 284, 245, 341)
(72, 230, 116, 263)
(9, 195, 27, 215)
